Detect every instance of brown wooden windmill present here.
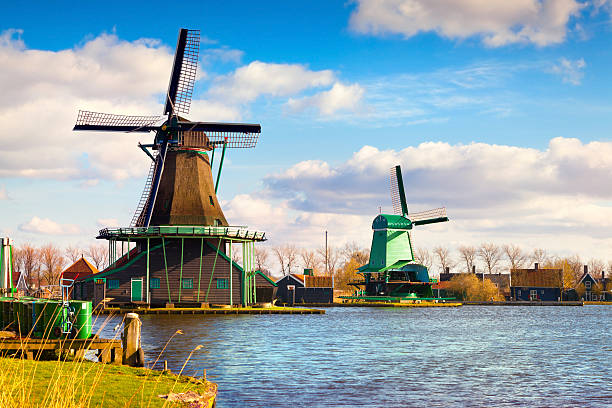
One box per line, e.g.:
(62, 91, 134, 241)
(71, 29, 272, 308)
(73, 28, 260, 228)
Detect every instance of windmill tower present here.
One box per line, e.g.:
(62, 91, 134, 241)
(349, 165, 449, 300)
(72, 29, 270, 307)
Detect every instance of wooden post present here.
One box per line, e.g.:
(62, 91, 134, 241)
(122, 313, 144, 367)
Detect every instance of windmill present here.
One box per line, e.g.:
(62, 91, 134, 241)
(70, 29, 269, 308)
(73, 28, 261, 228)
(348, 165, 449, 300)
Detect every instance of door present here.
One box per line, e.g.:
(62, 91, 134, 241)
(93, 279, 106, 308)
(131, 279, 143, 302)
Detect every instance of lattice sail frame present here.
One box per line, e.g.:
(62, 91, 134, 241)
(408, 207, 447, 222)
(172, 30, 200, 115)
(178, 130, 259, 149)
(390, 167, 405, 216)
(75, 110, 164, 128)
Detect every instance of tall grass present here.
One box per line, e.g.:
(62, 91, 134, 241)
(0, 303, 213, 408)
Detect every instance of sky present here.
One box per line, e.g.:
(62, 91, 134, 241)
(1, 0, 612, 272)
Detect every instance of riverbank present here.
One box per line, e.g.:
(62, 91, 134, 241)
(285, 300, 599, 307)
(98, 305, 325, 315)
(0, 357, 216, 407)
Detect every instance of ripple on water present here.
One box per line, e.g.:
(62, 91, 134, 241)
(95, 306, 612, 407)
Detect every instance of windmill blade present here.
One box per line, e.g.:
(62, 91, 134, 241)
(390, 165, 409, 216)
(164, 29, 200, 116)
(409, 207, 449, 226)
(73, 110, 163, 132)
(177, 121, 261, 148)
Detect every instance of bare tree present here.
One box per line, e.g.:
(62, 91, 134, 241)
(587, 258, 605, 277)
(273, 245, 298, 276)
(300, 249, 320, 273)
(433, 246, 454, 274)
(503, 244, 527, 270)
(317, 246, 340, 277)
(478, 243, 502, 274)
(414, 247, 432, 270)
(530, 248, 549, 266)
(39, 244, 65, 286)
(458, 245, 477, 273)
(86, 244, 108, 270)
(340, 242, 369, 266)
(65, 245, 82, 264)
(254, 247, 270, 275)
(18, 243, 41, 288)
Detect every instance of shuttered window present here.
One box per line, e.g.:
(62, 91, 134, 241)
(108, 279, 119, 289)
(216, 278, 229, 289)
(151, 278, 160, 289)
(182, 278, 193, 289)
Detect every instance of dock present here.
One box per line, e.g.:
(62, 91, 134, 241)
(0, 336, 122, 363)
(292, 302, 462, 308)
(97, 306, 325, 315)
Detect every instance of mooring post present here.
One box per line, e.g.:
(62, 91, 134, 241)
(122, 313, 144, 367)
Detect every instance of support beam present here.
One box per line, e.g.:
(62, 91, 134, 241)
(214, 140, 227, 194)
(197, 237, 203, 303)
(229, 239, 233, 307)
(146, 238, 150, 304)
(161, 237, 171, 304)
(178, 238, 184, 303)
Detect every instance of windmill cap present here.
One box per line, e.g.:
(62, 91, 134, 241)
(372, 214, 412, 230)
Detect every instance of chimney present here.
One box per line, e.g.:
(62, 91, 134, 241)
(472, 265, 476, 274)
(445, 267, 450, 274)
(584, 265, 588, 275)
(534, 263, 539, 270)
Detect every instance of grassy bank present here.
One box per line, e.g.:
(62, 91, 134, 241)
(0, 357, 216, 407)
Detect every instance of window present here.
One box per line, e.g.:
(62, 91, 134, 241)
(182, 278, 193, 289)
(585, 281, 591, 289)
(216, 278, 229, 289)
(108, 279, 119, 289)
(150, 278, 160, 289)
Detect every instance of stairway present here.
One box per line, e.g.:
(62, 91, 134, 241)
(130, 151, 158, 227)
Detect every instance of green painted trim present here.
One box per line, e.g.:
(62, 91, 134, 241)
(78, 243, 164, 282)
(197, 237, 203, 302)
(215, 142, 227, 194)
(9, 245, 14, 290)
(178, 238, 184, 302)
(394, 165, 409, 216)
(146, 238, 150, 304)
(229, 239, 233, 306)
(0, 242, 4, 289)
(162, 237, 171, 304)
(407, 231, 414, 261)
(254, 271, 277, 287)
(204, 238, 223, 303)
(204, 241, 244, 274)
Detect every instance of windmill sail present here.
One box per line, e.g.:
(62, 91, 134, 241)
(409, 207, 448, 225)
(389, 165, 408, 216)
(73, 110, 163, 132)
(164, 29, 200, 116)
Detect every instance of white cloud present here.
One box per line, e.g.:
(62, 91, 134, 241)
(19, 216, 80, 235)
(349, 0, 584, 46)
(238, 137, 612, 261)
(97, 218, 120, 228)
(202, 46, 244, 64)
(287, 82, 365, 115)
(208, 61, 335, 104)
(552, 57, 587, 85)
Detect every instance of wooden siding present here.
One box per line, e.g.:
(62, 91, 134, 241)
(76, 238, 244, 305)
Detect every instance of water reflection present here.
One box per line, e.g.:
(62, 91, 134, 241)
(96, 307, 612, 407)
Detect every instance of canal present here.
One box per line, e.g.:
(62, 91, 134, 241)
(97, 306, 611, 407)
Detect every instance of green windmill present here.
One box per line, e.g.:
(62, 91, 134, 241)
(350, 165, 449, 300)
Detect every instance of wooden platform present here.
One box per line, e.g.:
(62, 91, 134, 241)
(300, 302, 462, 308)
(97, 306, 325, 315)
(0, 337, 122, 364)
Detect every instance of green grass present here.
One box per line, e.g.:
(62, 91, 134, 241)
(0, 357, 215, 407)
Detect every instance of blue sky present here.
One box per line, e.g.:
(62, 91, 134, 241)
(2, 1, 612, 272)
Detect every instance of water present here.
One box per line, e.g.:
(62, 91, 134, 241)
(96, 306, 612, 407)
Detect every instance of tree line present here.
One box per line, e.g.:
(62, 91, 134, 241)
(11, 243, 108, 288)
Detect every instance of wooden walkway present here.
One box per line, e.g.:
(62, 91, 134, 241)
(0, 337, 122, 364)
(98, 307, 325, 315)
